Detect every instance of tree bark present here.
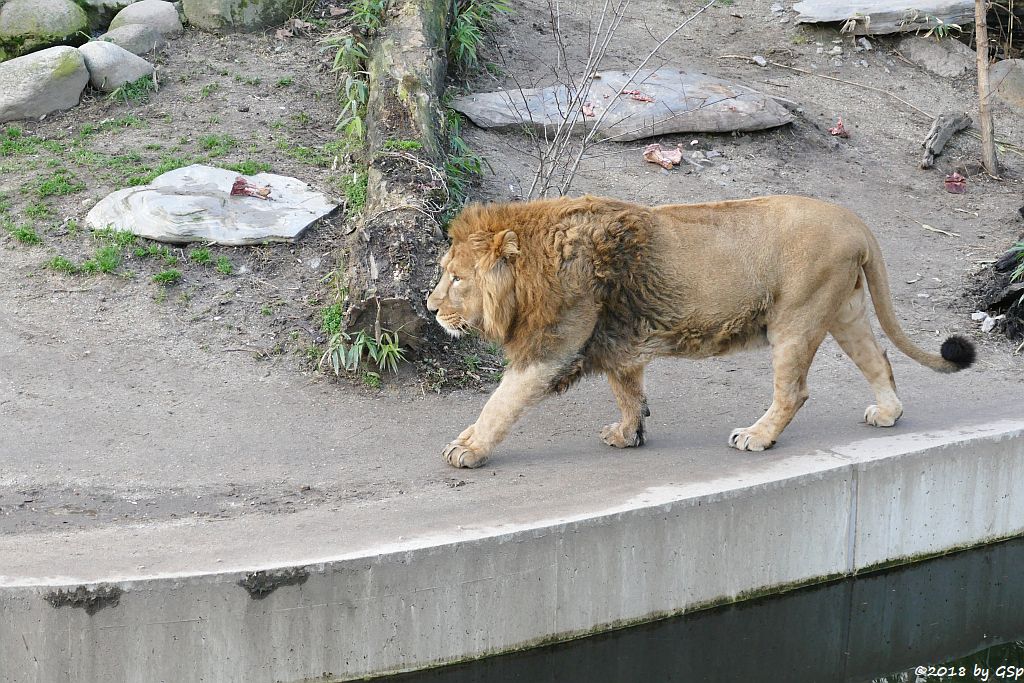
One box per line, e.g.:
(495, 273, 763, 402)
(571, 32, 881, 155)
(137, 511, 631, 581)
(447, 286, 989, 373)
(344, 0, 450, 349)
(975, 0, 1000, 176)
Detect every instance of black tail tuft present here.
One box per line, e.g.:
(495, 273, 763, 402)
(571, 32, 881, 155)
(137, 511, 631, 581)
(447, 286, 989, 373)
(940, 335, 976, 370)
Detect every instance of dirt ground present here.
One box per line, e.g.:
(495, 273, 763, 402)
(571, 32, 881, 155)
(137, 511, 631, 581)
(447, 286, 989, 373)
(1, 0, 1023, 532)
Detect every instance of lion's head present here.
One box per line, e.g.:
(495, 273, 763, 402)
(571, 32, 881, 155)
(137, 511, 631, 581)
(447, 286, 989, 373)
(426, 205, 519, 341)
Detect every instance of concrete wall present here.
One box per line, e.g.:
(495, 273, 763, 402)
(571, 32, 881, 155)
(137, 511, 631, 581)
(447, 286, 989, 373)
(2, 420, 1022, 682)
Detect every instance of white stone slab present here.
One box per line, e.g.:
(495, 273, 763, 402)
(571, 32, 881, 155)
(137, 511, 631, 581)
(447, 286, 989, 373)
(86, 164, 339, 245)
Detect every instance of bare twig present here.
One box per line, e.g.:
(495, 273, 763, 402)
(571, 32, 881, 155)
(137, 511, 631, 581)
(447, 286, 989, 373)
(556, 0, 717, 195)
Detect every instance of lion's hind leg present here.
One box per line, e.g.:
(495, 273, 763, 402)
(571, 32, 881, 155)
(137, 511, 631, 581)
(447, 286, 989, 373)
(600, 365, 649, 448)
(729, 325, 827, 452)
(828, 284, 903, 427)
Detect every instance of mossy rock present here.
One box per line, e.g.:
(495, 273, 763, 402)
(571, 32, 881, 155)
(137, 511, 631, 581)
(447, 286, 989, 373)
(182, 0, 301, 33)
(0, 0, 88, 61)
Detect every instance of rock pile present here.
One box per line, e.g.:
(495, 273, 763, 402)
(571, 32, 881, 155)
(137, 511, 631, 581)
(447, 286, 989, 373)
(0, 0, 303, 122)
(0, 0, 182, 123)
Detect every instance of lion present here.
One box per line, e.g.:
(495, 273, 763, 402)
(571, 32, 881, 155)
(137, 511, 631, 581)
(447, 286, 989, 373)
(426, 195, 975, 469)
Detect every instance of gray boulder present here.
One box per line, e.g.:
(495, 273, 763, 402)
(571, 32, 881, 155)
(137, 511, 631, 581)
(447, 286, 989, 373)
(183, 0, 300, 32)
(109, 0, 183, 38)
(451, 68, 794, 142)
(86, 165, 340, 245)
(78, 0, 140, 31)
(0, 46, 88, 123)
(79, 40, 155, 91)
(100, 24, 168, 55)
(990, 59, 1024, 110)
(898, 36, 974, 77)
(0, 0, 89, 61)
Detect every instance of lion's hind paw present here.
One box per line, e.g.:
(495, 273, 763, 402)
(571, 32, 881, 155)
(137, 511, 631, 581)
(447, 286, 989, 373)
(600, 422, 644, 448)
(864, 404, 902, 427)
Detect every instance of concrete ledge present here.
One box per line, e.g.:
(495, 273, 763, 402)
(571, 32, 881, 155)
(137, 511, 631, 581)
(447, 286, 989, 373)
(2, 420, 1023, 682)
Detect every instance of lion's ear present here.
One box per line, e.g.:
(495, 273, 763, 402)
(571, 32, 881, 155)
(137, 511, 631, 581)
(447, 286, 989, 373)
(495, 230, 518, 261)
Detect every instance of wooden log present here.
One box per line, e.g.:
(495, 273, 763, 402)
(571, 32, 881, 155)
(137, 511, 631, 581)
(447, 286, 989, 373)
(344, 0, 449, 348)
(919, 111, 971, 169)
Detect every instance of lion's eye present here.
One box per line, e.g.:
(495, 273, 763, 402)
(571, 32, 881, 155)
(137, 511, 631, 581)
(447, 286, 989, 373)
(451, 274, 461, 284)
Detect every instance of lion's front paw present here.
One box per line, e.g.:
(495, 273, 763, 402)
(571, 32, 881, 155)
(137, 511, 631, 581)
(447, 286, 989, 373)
(864, 404, 902, 427)
(600, 422, 644, 448)
(728, 427, 776, 452)
(443, 437, 489, 469)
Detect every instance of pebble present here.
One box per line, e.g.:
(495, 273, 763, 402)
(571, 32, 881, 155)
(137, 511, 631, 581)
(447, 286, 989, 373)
(752, 55, 767, 67)
(779, 16, 789, 23)
(857, 37, 873, 50)
(828, 46, 843, 55)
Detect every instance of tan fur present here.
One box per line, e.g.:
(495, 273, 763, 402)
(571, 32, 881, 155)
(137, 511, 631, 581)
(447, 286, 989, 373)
(426, 195, 972, 468)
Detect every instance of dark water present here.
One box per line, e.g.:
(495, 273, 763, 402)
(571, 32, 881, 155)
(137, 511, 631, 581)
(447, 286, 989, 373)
(383, 537, 1024, 683)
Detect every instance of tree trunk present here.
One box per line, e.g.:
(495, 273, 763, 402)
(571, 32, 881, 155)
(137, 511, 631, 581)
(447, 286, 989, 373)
(344, 0, 450, 349)
(975, 0, 1000, 176)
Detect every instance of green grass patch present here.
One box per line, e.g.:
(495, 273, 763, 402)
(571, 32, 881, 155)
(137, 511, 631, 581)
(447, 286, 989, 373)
(189, 247, 211, 264)
(223, 160, 271, 175)
(1, 126, 39, 156)
(199, 82, 221, 99)
(82, 245, 121, 273)
(152, 269, 182, 285)
(95, 226, 137, 248)
(275, 76, 294, 87)
(215, 256, 233, 275)
(199, 134, 239, 158)
(46, 255, 78, 274)
(109, 75, 157, 104)
(24, 203, 50, 220)
(124, 155, 193, 186)
(37, 169, 85, 197)
(5, 222, 41, 244)
(321, 302, 344, 335)
(341, 169, 368, 213)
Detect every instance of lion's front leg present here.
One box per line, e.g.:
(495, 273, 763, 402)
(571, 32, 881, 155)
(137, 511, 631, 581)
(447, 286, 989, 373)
(444, 363, 555, 469)
(600, 365, 649, 448)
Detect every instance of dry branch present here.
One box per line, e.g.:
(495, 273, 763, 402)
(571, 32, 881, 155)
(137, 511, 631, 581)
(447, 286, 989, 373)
(920, 112, 972, 168)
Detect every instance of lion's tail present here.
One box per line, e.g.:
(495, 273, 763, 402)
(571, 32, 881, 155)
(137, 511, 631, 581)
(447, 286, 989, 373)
(861, 229, 975, 373)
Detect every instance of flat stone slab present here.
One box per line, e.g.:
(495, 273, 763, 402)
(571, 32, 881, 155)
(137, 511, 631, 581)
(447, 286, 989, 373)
(86, 164, 339, 245)
(451, 68, 794, 142)
(793, 0, 974, 33)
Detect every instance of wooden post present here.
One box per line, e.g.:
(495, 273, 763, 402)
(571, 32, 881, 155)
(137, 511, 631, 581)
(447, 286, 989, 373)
(344, 0, 450, 348)
(975, 0, 1000, 175)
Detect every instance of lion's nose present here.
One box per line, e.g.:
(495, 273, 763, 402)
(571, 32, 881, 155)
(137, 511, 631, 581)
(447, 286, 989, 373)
(426, 294, 438, 313)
